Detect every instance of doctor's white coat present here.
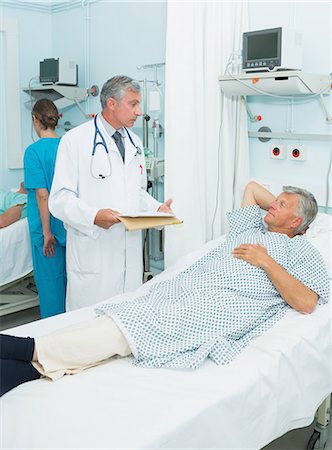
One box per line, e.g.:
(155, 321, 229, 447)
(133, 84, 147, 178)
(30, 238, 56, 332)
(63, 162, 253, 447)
(49, 116, 160, 311)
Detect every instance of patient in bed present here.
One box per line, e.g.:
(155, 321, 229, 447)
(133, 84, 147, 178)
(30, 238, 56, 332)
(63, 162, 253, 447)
(0, 182, 27, 228)
(0, 182, 329, 396)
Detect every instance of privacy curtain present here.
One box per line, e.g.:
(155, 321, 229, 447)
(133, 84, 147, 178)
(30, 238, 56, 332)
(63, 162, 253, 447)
(164, 1, 249, 267)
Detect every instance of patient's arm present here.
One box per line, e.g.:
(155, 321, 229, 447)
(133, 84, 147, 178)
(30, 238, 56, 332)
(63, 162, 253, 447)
(232, 243, 318, 314)
(36, 188, 56, 256)
(241, 181, 276, 210)
(0, 205, 24, 228)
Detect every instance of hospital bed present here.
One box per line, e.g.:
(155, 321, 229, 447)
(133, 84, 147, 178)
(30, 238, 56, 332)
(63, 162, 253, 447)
(0, 218, 38, 316)
(0, 213, 331, 450)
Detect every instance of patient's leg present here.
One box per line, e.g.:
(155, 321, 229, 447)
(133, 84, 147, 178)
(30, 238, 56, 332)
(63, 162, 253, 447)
(0, 334, 35, 361)
(0, 316, 131, 394)
(33, 315, 131, 380)
(0, 359, 40, 396)
(0, 335, 40, 396)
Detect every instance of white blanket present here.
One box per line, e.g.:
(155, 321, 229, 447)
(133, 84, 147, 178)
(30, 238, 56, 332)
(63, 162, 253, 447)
(1, 231, 331, 450)
(0, 218, 32, 286)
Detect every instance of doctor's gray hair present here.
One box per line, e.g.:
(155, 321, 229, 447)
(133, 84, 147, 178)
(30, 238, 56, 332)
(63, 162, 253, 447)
(100, 75, 141, 108)
(283, 186, 318, 234)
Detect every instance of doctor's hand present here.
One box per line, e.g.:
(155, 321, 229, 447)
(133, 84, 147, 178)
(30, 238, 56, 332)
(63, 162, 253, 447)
(157, 198, 173, 214)
(94, 208, 121, 229)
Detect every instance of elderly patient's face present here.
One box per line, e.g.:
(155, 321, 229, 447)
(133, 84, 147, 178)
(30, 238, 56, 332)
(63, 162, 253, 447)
(264, 192, 300, 233)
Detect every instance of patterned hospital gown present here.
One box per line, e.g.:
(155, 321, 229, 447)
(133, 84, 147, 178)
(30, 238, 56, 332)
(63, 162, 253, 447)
(96, 206, 330, 369)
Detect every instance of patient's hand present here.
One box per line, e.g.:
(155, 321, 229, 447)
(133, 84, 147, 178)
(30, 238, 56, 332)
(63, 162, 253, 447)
(232, 243, 269, 267)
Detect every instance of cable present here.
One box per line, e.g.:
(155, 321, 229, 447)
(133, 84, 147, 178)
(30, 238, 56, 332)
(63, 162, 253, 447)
(325, 150, 332, 213)
(28, 76, 39, 142)
(211, 90, 225, 240)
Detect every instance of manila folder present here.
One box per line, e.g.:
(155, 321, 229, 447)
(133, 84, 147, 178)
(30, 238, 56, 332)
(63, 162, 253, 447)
(118, 213, 183, 231)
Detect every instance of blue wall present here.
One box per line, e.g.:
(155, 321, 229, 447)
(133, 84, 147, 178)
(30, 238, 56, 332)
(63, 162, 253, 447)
(0, 5, 53, 189)
(247, 2, 331, 207)
(0, 0, 330, 209)
(0, 0, 167, 190)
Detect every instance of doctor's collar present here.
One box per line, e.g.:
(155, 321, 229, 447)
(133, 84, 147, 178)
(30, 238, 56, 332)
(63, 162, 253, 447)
(99, 113, 125, 139)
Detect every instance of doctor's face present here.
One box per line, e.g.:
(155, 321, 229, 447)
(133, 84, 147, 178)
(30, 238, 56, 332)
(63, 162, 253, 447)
(107, 88, 142, 129)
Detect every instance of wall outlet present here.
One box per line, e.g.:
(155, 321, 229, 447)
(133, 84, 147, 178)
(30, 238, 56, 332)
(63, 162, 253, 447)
(270, 145, 285, 159)
(288, 144, 307, 161)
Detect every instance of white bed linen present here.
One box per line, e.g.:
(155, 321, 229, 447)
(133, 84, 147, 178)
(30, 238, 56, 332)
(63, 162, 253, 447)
(0, 218, 32, 286)
(1, 234, 331, 450)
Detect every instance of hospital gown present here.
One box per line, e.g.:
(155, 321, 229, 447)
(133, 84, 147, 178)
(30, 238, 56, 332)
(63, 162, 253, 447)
(96, 206, 330, 369)
(0, 190, 27, 218)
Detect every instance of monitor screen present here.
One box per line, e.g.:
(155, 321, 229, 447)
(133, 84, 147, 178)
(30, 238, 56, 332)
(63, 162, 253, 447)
(40, 59, 58, 82)
(247, 32, 278, 60)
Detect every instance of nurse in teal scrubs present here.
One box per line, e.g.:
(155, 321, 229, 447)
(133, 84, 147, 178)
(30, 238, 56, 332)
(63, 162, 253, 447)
(24, 99, 66, 318)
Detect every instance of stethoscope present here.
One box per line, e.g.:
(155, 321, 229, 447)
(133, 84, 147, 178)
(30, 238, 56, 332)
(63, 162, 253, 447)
(90, 114, 142, 179)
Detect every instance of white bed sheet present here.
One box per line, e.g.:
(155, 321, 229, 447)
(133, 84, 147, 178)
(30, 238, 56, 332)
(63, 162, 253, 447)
(0, 234, 331, 450)
(0, 218, 32, 286)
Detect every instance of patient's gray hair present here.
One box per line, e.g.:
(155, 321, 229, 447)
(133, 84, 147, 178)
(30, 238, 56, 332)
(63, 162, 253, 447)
(100, 75, 141, 108)
(283, 186, 318, 234)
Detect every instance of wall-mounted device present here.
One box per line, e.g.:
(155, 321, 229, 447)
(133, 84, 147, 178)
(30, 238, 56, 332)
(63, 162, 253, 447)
(288, 144, 307, 161)
(218, 71, 330, 96)
(242, 27, 302, 72)
(270, 145, 285, 159)
(39, 58, 78, 85)
(145, 157, 164, 181)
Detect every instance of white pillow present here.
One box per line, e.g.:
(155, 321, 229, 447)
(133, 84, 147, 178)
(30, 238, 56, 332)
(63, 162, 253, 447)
(305, 213, 332, 278)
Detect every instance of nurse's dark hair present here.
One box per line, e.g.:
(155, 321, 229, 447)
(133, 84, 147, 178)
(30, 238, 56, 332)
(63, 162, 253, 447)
(32, 99, 59, 130)
(283, 186, 318, 234)
(100, 75, 141, 108)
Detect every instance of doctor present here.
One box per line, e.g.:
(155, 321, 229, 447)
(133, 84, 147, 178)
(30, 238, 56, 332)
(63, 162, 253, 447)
(49, 75, 172, 311)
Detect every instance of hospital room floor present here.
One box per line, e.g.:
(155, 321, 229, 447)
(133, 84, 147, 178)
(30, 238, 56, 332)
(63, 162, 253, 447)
(0, 307, 331, 450)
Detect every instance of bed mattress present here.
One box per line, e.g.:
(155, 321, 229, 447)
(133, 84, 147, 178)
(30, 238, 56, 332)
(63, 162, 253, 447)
(0, 218, 32, 286)
(1, 234, 331, 450)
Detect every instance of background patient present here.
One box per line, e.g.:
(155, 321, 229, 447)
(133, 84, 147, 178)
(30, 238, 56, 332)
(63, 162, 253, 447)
(0, 182, 27, 228)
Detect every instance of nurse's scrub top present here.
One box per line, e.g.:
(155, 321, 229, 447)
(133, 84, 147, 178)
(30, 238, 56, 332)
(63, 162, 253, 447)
(24, 138, 66, 247)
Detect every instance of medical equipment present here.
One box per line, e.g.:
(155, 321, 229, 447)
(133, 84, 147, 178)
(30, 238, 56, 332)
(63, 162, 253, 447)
(242, 27, 302, 72)
(145, 157, 164, 181)
(23, 84, 98, 115)
(137, 63, 166, 275)
(39, 58, 78, 85)
(218, 70, 332, 123)
(149, 83, 162, 120)
(219, 71, 331, 96)
(0, 213, 331, 449)
(90, 115, 142, 179)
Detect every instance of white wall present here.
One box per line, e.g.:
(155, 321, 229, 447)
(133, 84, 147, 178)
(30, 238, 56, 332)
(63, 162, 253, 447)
(247, 1, 332, 207)
(0, 5, 52, 189)
(1, 0, 331, 210)
(0, 0, 166, 190)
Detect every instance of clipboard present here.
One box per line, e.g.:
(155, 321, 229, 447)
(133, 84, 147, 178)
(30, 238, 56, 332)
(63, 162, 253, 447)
(118, 212, 183, 231)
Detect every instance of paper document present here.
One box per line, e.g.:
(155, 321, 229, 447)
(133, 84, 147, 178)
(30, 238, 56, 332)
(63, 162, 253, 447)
(118, 212, 183, 231)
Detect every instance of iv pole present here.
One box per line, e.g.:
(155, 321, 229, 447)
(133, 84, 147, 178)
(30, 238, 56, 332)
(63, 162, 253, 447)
(137, 63, 165, 281)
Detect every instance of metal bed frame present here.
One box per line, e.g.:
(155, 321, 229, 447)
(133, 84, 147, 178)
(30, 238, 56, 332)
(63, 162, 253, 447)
(307, 395, 331, 450)
(0, 272, 39, 316)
